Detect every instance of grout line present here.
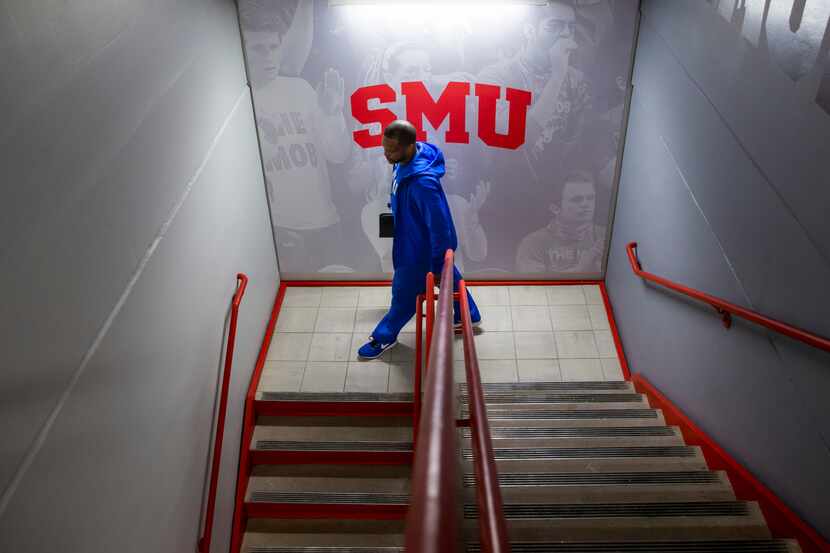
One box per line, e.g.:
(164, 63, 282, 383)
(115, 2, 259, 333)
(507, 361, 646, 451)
(0, 86, 249, 518)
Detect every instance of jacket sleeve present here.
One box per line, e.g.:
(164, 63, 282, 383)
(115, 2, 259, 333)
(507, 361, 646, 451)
(412, 176, 456, 274)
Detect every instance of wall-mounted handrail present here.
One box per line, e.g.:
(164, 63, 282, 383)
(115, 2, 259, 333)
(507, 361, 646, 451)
(405, 250, 460, 553)
(458, 279, 511, 553)
(198, 273, 248, 553)
(626, 242, 830, 352)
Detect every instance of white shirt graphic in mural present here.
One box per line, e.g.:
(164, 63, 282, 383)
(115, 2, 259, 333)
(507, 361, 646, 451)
(257, 76, 349, 230)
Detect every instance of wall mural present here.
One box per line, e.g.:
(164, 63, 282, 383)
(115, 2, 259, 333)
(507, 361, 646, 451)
(238, 0, 639, 277)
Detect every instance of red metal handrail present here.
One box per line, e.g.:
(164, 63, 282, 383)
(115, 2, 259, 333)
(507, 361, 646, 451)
(405, 250, 459, 553)
(458, 279, 511, 553)
(626, 242, 830, 352)
(198, 273, 248, 553)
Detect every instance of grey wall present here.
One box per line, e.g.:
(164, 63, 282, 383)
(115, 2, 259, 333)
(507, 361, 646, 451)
(607, 0, 830, 540)
(0, 1, 278, 552)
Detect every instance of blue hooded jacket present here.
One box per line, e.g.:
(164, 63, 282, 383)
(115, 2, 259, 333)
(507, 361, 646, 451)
(390, 142, 458, 274)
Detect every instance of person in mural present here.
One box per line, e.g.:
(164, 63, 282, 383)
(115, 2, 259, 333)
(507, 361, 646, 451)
(239, 0, 352, 273)
(516, 171, 605, 274)
(474, 1, 594, 272)
(347, 41, 490, 273)
(358, 120, 481, 360)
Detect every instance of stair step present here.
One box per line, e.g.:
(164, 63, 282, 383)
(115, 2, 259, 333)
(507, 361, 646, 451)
(247, 476, 410, 496)
(250, 491, 408, 505)
(462, 426, 682, 448)
(467, 446, 698, 460)
(463, 471, 735, 502)
(254, 425, 412, 443)
(461, 393, 645, 404)
(463, 501, 770, 540)
(246, 519, 406, 535)
(243, 532, 404, 550)
(259, 392, 413, 402)
(483, 408, 665, 428)
(466, 540, 800, 552)
(255, 441, 412, 452)
(463, 382, 634, 392)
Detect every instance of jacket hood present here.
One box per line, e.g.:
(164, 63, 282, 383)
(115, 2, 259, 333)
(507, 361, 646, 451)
(395, 142, 445, 182)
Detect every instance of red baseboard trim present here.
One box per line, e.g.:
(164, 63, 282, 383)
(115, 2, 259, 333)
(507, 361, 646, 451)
(632, 373, 830, 553)
(599, 282, 632, 380)
(229, 282, 287, 553)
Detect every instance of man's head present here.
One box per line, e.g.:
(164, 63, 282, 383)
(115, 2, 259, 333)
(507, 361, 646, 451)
(549, 171, 596, 225)
(382, 120, 418, 165)
(239, 1, 294, 86)
(382, 43, 432, 90)
(523, 2, 578, 64)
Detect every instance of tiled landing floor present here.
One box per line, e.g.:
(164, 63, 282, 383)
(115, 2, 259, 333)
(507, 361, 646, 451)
(258, 285, 624, 396)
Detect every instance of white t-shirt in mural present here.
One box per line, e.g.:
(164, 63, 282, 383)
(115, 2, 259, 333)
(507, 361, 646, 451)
(256, 76, 349, 230)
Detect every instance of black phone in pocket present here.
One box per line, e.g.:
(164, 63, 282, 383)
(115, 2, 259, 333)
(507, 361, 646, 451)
(379, 213, 395, 238)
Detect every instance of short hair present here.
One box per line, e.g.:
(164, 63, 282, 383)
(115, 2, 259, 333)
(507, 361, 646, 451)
(383, 120, 417, 147)
(238, 0, 295, 34)
(550, 170, 595, 205)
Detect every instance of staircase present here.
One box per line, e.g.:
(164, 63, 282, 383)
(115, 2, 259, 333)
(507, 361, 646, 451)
(235, 382, 802, 553)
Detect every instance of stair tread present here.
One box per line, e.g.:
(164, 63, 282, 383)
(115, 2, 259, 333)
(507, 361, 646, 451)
(253, 440, 412, 452)
(247, 476, 410, 496)
(465, 501, 760, 518)
(243, 532, 404, 550)
(248, 491, 409, 505)
(464, 471, 726, 486)
(465, 446, 700, 460)
(466, 540, 800, 552)
(254, 426, 412, 443)
(258, 392, 412, 403)
(463, 382, 633, 392)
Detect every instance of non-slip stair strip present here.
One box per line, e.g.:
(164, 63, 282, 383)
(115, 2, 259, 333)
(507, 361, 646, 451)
(245, 545, 403, 553)
(463, 409, 659, 420)
(467, 541, 793, 552)
(462, 446, 697, 460)
(463, 382, 631, 391)
(255, 441, 412, 452)
(463, 501, 751, 519)
(461, 393, 643, 403)
(259, 392, 412, 402)
(249, 492, 409, 505)
(463, 427, 675, 438)
(463, 471, 721, 487)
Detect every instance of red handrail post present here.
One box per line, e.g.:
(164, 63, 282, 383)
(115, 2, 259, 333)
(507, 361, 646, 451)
(626, 243, 830, 353)
(198, 273, 248, 553)
(414, 294, 424, 447)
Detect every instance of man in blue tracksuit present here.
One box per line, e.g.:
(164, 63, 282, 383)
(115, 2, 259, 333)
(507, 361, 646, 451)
(358, 120, 481, 359)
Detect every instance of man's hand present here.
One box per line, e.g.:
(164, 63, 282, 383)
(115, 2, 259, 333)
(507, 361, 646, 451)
(317, 67, 345, 115)
(469, 180, 491, 214)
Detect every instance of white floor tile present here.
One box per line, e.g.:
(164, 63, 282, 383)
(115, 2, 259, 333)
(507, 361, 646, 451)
(509, 286, 548, 306)
(314, 308, 356, 333)
(391, 333, 417, 360)
(469, 286, 510, 306)
(554, 331, 599, 358)
(346, 362, 389, 392)
(320, 287, 360, 307)
(478, 359, 518, 383)
(560, 358, 605, 381)
(259, 361, 305, 392)
(601, 358, 625, 381)
(514, 332, 558, 359)
(358, 287, 392, 307)
(583, 285, 604, 305)
(549, 305, 592, 331)
(355, 308, 387, 333)
(388, 361, 415, 392)
(545, 286, 586, 305)
(301, 362, 347, 392)
(518, 359, 563, 382)
(511, 306, 552, 331)
(268, 333, 313, 361)
(479, 305, 513, 331)
(587, 304, 611, 330)
(282, 287, 322, 308)
(309, 333, 353, 362)
(471, 331, 516, 360)
(276, 307, 318, 333)
(593, 330, 617, 358)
